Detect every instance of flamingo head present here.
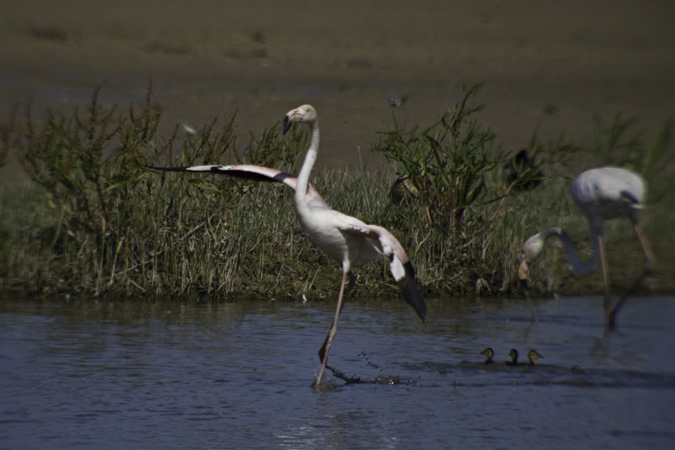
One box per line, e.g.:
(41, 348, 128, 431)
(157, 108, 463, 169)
(516, 228, 559, 291)
(283, 104, 317, 134)
(517, 232, 543, 288)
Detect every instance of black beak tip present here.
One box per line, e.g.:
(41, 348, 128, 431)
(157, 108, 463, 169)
(282, 116, 291, 135)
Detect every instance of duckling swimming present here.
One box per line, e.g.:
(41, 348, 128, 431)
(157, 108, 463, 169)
(507, 349, 544, 366)
(571, 365, 588, 374)
(506, 348, 520, 366)
(481, 347, 495, 364)
(527, 350, 543, 366)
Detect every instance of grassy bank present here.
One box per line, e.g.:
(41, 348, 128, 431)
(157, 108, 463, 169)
(1, 85, 673, 301)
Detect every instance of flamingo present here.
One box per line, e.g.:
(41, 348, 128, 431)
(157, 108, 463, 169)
(516, 166, 655, 330)
(151, 105, 426, 385)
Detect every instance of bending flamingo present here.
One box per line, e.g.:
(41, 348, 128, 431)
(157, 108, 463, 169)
(517, 166, 654, 330)
(152, 105, 426, 385)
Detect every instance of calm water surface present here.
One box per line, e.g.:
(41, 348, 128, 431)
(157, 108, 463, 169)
(1, 295, 674, 449)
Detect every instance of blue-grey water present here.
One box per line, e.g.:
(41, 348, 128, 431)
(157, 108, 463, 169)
(1, 295, 674, 449)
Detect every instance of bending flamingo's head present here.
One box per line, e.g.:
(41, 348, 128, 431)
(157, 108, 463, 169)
(517, 232, 544, 290)
(283, 104, 317, 134)
(516, 252, 530, 289)
(516, 227, 561, 292)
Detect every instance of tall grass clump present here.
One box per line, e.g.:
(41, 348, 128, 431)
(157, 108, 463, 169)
(373, 84, 500, 232)
(370, 85, 581, 296)
(1, 83, 673, 301)
(496, 114, 675, 298)
(0, 83, 313, 299)
(371, 84, 674, 298)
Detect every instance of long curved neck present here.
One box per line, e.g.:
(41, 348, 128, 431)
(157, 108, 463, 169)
(295, 119, 320, 210)
(556, 223, 602, 276)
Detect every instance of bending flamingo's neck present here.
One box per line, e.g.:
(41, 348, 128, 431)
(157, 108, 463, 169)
(557, 223, 602, 276)
(295, 119, 320, 210)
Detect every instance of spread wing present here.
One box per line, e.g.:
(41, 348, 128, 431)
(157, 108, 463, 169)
(342, 222, 427, 322)
(147, 164, 328, 208)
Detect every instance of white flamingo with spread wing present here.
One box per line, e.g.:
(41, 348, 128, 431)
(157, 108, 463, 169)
(153, 105, 426, 385)
(517, 166, 654, 330)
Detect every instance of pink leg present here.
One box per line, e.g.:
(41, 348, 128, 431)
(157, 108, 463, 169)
(633, 222, 655, 271)
(608, 222, 655, 330)
(316, 271, 349, 386)
(597, 233, 613, 331)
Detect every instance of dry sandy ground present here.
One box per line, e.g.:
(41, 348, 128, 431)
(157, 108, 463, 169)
(1, 0, 674, 180)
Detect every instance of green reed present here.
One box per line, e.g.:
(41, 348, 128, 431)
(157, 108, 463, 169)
(0, 84, 673, 301)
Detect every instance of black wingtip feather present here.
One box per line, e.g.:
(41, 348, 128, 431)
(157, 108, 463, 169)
(403, 260, 416, 281)
(146, 165, 290, 185)
(145, 165, 190, 172)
